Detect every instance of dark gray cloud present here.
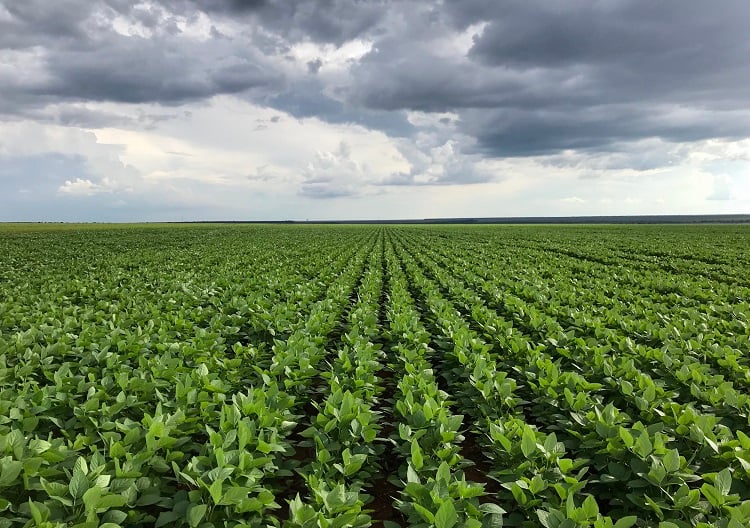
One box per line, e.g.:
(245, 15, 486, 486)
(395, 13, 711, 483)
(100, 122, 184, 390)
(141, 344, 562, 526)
(40, 44, 276, 104)
(307, 58, 323, 74)
(0, 0, 394, 135)
(264, 75, 414, 136)
(347, 0, 750, 158)
(462, 105, 750, 157)
(467, 2, 749, 75)
(0, 0, 281, 115)
(0, 1, 93, 49)
(1, 0, 750, 184)
(2, 38, 280, 110)
(463, 1, 750, 117)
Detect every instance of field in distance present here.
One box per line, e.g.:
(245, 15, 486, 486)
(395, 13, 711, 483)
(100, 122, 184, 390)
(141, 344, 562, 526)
(1, 223, 749, 528)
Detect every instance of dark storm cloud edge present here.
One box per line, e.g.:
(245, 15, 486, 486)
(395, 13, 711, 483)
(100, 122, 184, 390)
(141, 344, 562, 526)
(1, 0, 749, 159)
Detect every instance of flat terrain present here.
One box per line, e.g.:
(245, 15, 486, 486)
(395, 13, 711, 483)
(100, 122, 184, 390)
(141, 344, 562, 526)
(0, 224, 749, 527)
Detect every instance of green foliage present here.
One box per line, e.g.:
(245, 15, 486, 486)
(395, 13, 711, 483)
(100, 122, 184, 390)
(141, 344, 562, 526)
(0, 223, 748, 527)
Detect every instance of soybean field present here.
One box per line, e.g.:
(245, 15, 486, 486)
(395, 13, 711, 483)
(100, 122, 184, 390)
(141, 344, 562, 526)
(1, 223, 750, 528)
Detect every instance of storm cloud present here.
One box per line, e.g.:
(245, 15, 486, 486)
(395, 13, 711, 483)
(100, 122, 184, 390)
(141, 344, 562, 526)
(347, 1, 750, 157)
(1, 0, 749, 219)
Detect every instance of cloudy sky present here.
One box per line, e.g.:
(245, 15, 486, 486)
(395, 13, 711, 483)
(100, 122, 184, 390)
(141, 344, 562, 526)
(1, 0, 749, 221)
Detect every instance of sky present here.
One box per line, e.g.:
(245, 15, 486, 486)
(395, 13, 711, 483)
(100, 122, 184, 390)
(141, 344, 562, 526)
(1, 0, 749, 221)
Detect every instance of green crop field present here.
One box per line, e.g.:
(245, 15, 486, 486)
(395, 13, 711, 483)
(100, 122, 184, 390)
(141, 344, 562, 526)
(1, 223, 749, 528)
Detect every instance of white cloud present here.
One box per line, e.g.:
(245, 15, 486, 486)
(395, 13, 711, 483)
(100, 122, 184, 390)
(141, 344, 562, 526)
(288, 39, 373, 74)
(300, 141, 372, 198)
(58, 178, 108, 196)
(384, 132, 496, 186)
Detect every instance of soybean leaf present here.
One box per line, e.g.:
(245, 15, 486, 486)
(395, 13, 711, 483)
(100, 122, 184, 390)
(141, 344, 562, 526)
(435, 500, 457, 528)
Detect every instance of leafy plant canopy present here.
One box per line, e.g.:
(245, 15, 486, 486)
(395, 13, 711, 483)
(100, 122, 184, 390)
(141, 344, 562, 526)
(0, 223, 748, 527)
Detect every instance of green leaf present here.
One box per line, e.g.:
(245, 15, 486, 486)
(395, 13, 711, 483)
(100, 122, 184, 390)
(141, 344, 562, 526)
(619, 427, 634, 448)
(40, 477, 70, 500)
(412, 502, 435, 524)
(411, 439, 424, 470)
(74, 456, 89, 476)
(28, 439, 51, 455)
(187, 503, 208, 528)
(663, 449, 680, 473)
(97, 494, 128, 510)
(635, 432, 653, 457)
(156, 511, 182, 528)
(406, 463, 420, 484)
(529, 475, 547, 495)
(102, 509, 128, 524)
(344, 453, 367, 476)
(521, 427, 536, 458)
(715, 468, 732, 495)
(581, 495, 598, 518)
(0, 458, 23, 488)
(323, 484, 347, 511)
(537, 510, 552, 528)
(510, 483, 527, 505)
(701, 483, 723, 508)
(257, 439, 272, 454)
(220, 486, 251, 505)
(479, 503, 506, 514)
(614, 517, 638, 528)
(209, 479, 223, 504)
(83, 486, 103, 511)
(28, 499, 48, 524)
(543, 432, 558, 454)
(490, 426, 512, 451)
(435, 500, 458, 528)
(317, 448, 332, 465)
(436, 462, 450, 483)
(69, 471, 89, 499)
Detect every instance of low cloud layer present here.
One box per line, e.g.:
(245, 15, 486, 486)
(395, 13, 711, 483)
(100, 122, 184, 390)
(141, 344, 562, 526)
(1, 0, 749, 219)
